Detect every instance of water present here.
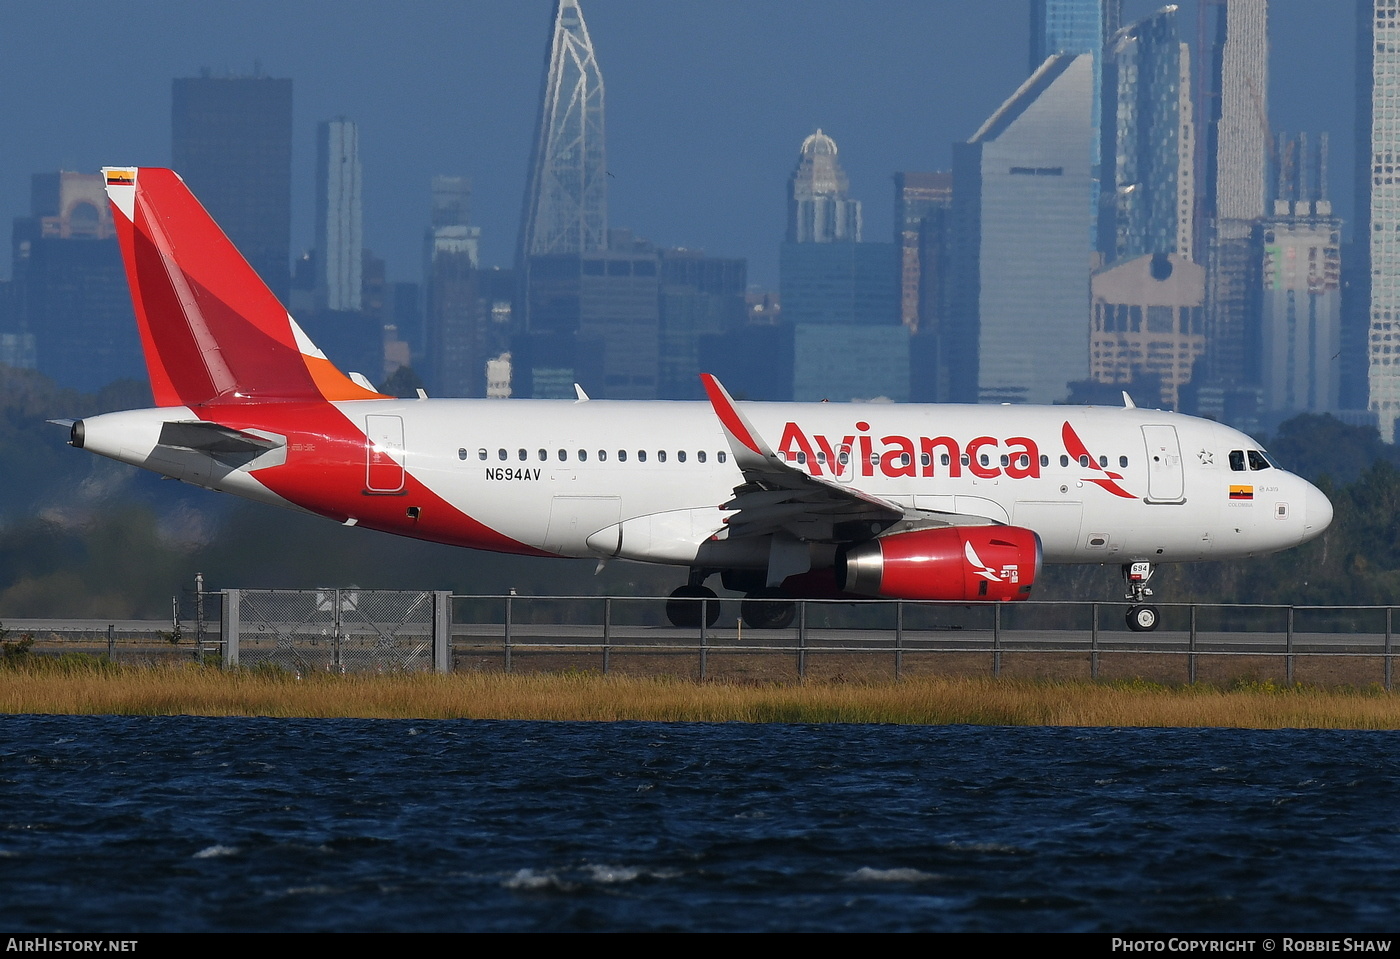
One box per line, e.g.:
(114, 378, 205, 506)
(1, 717, 1399, 932)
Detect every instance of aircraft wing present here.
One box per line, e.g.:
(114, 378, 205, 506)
(701, 374, 907, 542)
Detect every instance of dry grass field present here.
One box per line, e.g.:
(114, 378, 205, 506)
(3, 655, 1400, 728)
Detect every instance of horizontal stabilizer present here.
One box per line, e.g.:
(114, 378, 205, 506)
(158, 421, 282, 456)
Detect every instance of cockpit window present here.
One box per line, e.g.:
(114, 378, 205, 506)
(1247, 450, 1272, 471)
(1229, 450, 1245, 472)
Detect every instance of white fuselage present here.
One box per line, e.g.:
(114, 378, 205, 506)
(75, 397, 1332, 573)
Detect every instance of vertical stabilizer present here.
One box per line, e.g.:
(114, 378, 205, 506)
(103, 166, 385, 407)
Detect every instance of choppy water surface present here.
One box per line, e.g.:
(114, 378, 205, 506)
(2, 717, 1399, 932)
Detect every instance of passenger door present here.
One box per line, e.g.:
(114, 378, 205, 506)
(1142, 424, 1184, 503)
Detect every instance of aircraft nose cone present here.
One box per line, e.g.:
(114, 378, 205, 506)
(1302, 482, 1333, 542)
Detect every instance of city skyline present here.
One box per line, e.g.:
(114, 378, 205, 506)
(0, 1, 1352, 290)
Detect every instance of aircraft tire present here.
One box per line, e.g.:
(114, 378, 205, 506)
(666, 586, 720, 629)
(1126, 604, 1160, 632)
(741, 590, 796, 629)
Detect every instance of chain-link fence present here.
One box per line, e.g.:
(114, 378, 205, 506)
(221, 589, 450, 673)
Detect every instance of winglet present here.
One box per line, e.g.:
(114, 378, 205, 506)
(700, 373, 775, 468)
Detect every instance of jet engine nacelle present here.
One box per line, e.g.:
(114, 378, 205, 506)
(837, 526, 1042, 602)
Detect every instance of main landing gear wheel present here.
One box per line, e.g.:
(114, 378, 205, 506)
(1126, 604, 1160, 632)
(741, 589, 796, 630)
(666, 585, 720, 629)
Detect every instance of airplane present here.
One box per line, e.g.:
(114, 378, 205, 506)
(61, 167, 1333, 633)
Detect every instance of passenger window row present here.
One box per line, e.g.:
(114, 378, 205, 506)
(461, 448, 729, 465)
(1059, 454, 1131, 469)
(785, 451, 1132, 469)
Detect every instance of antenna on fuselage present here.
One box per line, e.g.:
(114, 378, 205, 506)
(1121, 391, 1137, 409)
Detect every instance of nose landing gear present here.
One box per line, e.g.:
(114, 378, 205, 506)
(1123, 561, 1159, 632)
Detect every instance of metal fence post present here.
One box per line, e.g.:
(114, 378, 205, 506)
(602, 598, 612, 675)
(333, 588, 344, 674)
(798, 601, 807, 680)
(993, 604, 1002, 678)
(222, 589, 239, 667)
(107, 624, 114, 661)
(1286, 606, 1295, 685)
(895, 601, 904, 681)
(504, 595, 513, 674)
(699, 602, 709, 682)
(1189, 604, 1197, 685)
(1377, 610, 1388, 691)
(1090, 602, 1099, 681)
(433, 591, 451, 674)
(195, 572, 205, 666)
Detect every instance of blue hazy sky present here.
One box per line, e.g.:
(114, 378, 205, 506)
(0, 0, 1355, 289)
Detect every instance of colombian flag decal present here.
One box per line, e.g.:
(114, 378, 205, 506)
(105, 170, 134, 186)
(1229, 485, 1254, 501)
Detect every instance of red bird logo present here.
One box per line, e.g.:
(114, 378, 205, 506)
(1061, 422, 1136, 499)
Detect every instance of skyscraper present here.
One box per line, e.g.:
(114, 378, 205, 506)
(425, 232, 483, 398)
(1101, 6, 1194, 264)
(1030, 0, 1120, 71)
(895, 172, 954, 401)
(11, 172, 139, 389)
(893, 171, 952, 333)
(1207, 0, 1270, 232)
(1359, 0, 1400, 438)
(171, 72, 293, 301)
(516, 247, 658, 399)
(432, 176, 471, 230)
(949, 54, 1095, 405)
(1031, 0, 1121, 246)
(314, 118, 363, 313)
(516, 0, 606, 263)
(788, 130, 861, 243)
(780, 131, 904, 402)
(1090, 253, 1206, 410)
(657, 249, 747, 400)
(1197, 0, 1269, 410)
(425, 176, 487, 397)
(1259, 134, 1341, 418)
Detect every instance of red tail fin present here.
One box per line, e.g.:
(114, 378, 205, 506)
(103, 167, 385, 408)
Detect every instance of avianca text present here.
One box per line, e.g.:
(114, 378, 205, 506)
(779, 421, 1041, 480)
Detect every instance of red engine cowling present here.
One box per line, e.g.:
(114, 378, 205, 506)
(837, 526, 1042, 602)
